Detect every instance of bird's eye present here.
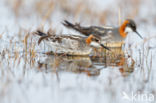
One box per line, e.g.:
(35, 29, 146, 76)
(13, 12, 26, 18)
(126, 24, 130, 27)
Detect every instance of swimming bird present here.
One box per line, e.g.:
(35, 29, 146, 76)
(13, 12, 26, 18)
(34, 30, 110, 56)
(62, 19, 143, 47)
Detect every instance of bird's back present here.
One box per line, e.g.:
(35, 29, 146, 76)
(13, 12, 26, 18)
(35, 31, 92, 55)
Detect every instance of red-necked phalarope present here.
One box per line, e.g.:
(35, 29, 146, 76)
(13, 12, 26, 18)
(62, 19, 143, 47)
(34, 30, 110, 56)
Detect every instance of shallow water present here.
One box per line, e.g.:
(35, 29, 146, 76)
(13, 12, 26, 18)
(0, 0, 156, 103)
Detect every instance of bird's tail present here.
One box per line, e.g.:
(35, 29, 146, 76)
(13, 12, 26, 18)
(62, 20, 90, 36)
(34, 30, 47, 36)
(62, 20, 76, 29)
(62, 20, 82, 32)
(33, 30, 52, 45)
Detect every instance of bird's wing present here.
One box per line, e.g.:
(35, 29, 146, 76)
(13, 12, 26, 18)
(62, 20, 113, 37)
(48, 35, 82, 49)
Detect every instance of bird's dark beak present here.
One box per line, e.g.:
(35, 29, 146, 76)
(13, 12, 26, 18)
(100, 44, 110, 51)
(135, 31, 143, 39)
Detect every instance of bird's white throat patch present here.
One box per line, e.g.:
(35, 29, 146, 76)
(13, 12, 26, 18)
(90, 41, 101, 48)
(125, 27, 133, 33)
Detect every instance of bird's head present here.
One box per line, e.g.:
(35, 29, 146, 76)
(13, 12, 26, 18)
(85, 35, 110, 50)
(119, 19, 143, 39)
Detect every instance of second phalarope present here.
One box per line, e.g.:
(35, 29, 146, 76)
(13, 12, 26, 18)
(62, 19, 143, 47)
(34, 30, 109, 56)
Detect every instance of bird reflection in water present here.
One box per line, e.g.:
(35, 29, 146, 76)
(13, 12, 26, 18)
(37, 48, 135, 77)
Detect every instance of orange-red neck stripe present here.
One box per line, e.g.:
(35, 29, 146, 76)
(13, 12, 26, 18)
(119, 20, 129, 38)
(86, 35, 94, 45)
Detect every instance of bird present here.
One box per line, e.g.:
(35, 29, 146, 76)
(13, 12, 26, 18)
(34, 30, 110, 56)
(62, 19, 143, 47)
